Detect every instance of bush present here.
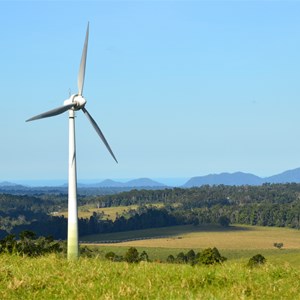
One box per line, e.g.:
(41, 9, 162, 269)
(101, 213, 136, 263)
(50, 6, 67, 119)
(166, 254, 175, 263)
(274, 242, 283, 249)
(124, 247, 140, 263)
(105, 251, 117, 261)
(186, 249, 196, 265)
(218, 216, 230, 227)
(139, 250, 150, 262)
(198, 247, 227, 265)
(176, 252, 187, 264)
(0, 231, 63, 257)
(247, 254, 266, 267)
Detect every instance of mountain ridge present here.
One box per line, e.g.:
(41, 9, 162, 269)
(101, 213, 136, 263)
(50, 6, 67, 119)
(3, 167, 300, 189)
(183, 167, 300, 187)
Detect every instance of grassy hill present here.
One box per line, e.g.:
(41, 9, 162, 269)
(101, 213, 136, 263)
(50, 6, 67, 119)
(2, 224, 300, 298)
(1, 254, 300, 299)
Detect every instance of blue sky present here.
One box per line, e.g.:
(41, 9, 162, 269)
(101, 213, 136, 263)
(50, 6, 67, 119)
(1, 1, 300, 184)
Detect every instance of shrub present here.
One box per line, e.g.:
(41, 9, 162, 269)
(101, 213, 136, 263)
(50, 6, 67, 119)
(105, 251, 117, 261)
(166, 254, 175, 263)
(186, 249, 196, 265)
(218, 216, 230, 227)
(176, 252, 187, 264)
(198, 247, 227, 265)
(247, 254, 266, 268)
(124, 247, 139, 263)
(139, 250, 150, 262)
(0, 231, 63, 257)
(273, 242, 283, 249)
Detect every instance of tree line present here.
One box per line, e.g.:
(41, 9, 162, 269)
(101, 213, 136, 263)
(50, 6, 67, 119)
(1, 183, 300, 239)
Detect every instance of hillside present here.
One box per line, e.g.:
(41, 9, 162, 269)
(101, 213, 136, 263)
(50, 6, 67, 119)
(183, 167, 300, 187)
(1, 253, 300, 299)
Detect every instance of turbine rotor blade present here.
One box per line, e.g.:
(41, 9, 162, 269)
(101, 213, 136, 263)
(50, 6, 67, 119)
(82, 107, 118, 163)
(77, 22, 89, 96)
(26, 103, 75, 122)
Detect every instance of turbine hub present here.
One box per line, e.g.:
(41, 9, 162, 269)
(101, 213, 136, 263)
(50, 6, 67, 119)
(64, 94, 87, 110)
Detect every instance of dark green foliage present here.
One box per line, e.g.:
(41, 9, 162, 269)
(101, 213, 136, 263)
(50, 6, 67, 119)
(0, 231, 62, 257)
(139, 250, 150, 262)
(124, 247, 140, 263)
(166, 254, 175, 263)
(218, 216, 230, 227)
(105, 251, 117, 261)
(198, 247, 227, 265)
(186, 249, 196, 265)
(105, 248, 149, 263)
(274, 242, 284, 249)
(247, 254, 266, 267)
(80, 246, 95, 258)
(3, 183, 300, 239)
(176, 252, 187, 264)
(167, 248, 226, 266)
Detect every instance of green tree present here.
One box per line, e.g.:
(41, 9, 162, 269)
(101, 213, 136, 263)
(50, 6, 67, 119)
(139, 251, 149, 262)
(198, 247, 227, 265)
(247, 254, 266, 268)
(186, 249, 196, 265)
(273, 242, 283, 249)
(124, 247, 139, 263)
(218, 216, 230, 227)
(166, 255, 175, 263)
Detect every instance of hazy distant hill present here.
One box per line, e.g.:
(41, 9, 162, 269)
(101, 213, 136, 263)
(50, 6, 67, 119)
(81, 178, 166, 188)
(183, 167, 300, 187)
(264, 167, 300, 184)
(3, 168, 300, 193)
(183, 172, 263, 187)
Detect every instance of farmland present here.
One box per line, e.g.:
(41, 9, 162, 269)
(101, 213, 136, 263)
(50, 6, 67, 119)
(82, 224, 300, 250)
(80, 224, 300, 266)
(54, 204, 138, 220)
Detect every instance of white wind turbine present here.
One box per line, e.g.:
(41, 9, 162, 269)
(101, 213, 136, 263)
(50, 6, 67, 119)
(26, 23, 118, 259)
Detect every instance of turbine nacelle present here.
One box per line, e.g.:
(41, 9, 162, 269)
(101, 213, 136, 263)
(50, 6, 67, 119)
(64, 94, 87, 110)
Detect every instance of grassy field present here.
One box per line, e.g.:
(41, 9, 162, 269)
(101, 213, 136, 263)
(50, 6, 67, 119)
(1, 254, 300, 299)
(55, 205, 138, 220)
(80, 224, 300, 265)
(2, 224, 300, 299)
(82, 224, 300, 249)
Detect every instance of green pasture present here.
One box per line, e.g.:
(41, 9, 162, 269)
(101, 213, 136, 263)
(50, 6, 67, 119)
(81, 224, 300, 265)
(1, 254, 300, 299)
(55, 205, 138, 220)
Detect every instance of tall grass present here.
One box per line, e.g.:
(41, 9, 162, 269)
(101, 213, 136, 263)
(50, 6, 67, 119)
(1, 254, 300, 299)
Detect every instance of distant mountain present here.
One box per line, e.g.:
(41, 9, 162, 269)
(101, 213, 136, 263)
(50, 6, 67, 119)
(80, 178, 166, 188)
(0, 181, 27, 188)
(125, 178, 165, 187)
(4, 168, 300, 193)
(264, 167, 300, 184)
(183, 167, 300, 187)
(0, 181, 20, 187)
(183, 172, 262, 187)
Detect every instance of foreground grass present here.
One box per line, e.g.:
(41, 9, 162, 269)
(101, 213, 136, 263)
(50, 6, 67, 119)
(1, 254, 300, 299)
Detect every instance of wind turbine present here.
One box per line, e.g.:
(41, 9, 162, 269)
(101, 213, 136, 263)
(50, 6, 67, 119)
(26, 23, 118, 259)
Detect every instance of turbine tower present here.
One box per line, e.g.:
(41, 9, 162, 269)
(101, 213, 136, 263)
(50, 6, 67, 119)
(26, 23, 118, 259)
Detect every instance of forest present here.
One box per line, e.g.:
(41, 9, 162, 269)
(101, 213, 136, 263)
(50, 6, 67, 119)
(1, 183, 300, 239)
